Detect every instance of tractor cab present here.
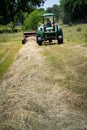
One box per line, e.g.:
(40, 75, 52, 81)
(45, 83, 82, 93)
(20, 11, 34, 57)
(42, 13, 55, 32)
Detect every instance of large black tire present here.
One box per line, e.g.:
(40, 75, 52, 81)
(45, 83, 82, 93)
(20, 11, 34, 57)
(36, 36, 42, 46)
(57, 35, 63, 44)
(22, 38, 26, 44)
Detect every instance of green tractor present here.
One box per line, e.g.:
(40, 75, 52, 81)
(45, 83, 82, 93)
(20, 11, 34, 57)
(36, 13, 63, 45)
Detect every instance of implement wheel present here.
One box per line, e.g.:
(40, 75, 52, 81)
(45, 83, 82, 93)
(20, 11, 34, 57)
(22, 38, 26, 44)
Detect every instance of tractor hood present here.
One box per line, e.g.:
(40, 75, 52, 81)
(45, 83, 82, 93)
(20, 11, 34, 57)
(46, 27, 53, 31)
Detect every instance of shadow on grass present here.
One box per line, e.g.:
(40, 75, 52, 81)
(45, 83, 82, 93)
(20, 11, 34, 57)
(43, 41, 57, 46)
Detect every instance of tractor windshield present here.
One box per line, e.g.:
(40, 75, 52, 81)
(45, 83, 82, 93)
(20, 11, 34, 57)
(42, 13, 55, 27)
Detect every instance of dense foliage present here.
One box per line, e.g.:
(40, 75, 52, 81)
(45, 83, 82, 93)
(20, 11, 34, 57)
(46, 4, 60, 21)
(46, 0, 87, 24)
(60, 0, 87, 24)
(0, 0, 87, 27)
(0, 0, 46, 24)
(24, 9, 44, 30)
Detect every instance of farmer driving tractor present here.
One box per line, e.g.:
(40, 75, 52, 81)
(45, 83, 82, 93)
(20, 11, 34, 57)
(46, 18, 52, 27)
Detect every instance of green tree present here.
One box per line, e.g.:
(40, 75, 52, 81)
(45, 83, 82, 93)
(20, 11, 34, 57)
(46, 7, 52, 13)
(24, 9, 44, 30)
(0, 0, 9, 24)
(0, 0, 46, 24)
(52, 4, 60, 21)
(14, 10, 27, 25)
(72, 0, 87, 22)
(60, 0, 73, 24)
(60, 0, 87, 24)
(46, 4, 60, 22)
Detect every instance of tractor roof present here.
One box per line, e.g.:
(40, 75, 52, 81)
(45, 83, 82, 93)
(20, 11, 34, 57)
(42, 13, 55, 17)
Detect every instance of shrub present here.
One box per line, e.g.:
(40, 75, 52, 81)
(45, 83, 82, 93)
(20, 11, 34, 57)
(76, 27, 81, 32)
(24, 9, 43, 30)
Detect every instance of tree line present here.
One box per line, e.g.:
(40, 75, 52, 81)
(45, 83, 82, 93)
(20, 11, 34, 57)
(46, 0, 87, 24)
(60, 0, 87, 24)
(0, 0, 87, 25)
(0, 0, 46, 24)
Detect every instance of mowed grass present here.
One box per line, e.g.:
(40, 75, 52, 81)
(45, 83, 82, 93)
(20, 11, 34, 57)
(43, 24, 87, 110)
(0, 24, 87, 130)
(0, 32, 22, 79)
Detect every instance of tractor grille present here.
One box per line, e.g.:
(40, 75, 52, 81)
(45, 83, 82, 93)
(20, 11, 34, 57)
(44, 32, 56, 40)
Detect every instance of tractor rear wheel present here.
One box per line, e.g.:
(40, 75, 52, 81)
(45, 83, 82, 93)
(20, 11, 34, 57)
(36, 36, 42, 46)
(57, 35, 63, 44)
